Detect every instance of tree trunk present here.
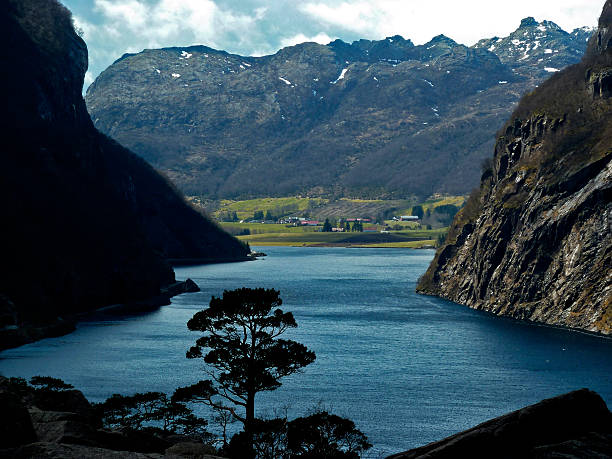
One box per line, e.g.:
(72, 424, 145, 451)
(245, 391, 255, 431)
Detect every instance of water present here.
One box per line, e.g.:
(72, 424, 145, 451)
(1, 247, 611, 456)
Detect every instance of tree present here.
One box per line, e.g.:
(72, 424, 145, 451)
(322, 218, 332, 232)
(265, 210, 275, 221)
(411, 205, 424, 219)
(184, 288, 316, 433)
(224, 411, 372, 459)
(95, 391, 210, 439)
(253, 210, 264, 220)
(344, 221, 351, 232)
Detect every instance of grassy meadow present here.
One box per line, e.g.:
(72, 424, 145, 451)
(197, 195, 464, 247)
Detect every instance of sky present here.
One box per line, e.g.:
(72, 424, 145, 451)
(60, 0, 605, 89)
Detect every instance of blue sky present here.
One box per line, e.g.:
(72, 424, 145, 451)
(60, 0, 604, 89)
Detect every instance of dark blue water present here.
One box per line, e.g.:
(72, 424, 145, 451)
(1, 247, 611, 456)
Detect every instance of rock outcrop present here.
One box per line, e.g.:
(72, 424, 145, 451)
(417, 1, 612, 334)
(85, 19, 592, 199)
(388, 389, 612, 458)
(0, 0, 249, 349)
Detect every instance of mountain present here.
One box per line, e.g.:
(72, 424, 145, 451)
(417, 2, 612, 334)
(474, 17, 594, 80)
(0, 0, 249, 348)
(85, 19, 593, 200)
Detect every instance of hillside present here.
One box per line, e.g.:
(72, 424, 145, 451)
(417, 2, 612, 334)
(85, 19, 593, 200)
(0, 0, 248, 348)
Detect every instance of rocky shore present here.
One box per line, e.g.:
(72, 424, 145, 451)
(0, 279, 200, 352)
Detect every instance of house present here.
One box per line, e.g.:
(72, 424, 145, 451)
(400, 215, 419, 221)
(301, 220, 320, 226)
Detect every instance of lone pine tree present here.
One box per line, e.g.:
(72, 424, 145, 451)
(181, 288, 316, 433)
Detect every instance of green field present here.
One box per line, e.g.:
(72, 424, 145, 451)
(231, 226, 446, 248)
(214, 197, 327, 220)
(198, 195, 467, 224)
(208, 195, 462, 247)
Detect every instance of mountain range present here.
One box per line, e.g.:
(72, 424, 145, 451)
(86, 18, 593, 199)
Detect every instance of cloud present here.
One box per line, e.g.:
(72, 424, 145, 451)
(300, 0, 603, 45)
(280, 32, 335, 48)
(62, 0, 604, 91)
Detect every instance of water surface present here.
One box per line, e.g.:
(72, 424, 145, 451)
(1, 247, 611, 456)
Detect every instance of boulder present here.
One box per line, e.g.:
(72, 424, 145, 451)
(29, 409, 98, 446)
(9, 442, 163, 458)
(0, 392, 37, 448)
(388, 389, 612, 458)
(164, 442, 222, 458)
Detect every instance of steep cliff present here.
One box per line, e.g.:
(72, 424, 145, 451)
(0, 0, 248, 347)
(417, 1, 612, 334)
(85, 20, 591, 199)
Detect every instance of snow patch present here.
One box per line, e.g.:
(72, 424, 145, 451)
(279, 76, 292, 85)
(423, 79, 434, 87)
(544, 49, 553, 54)
(537, 25, 547, 32)
(172, 73, 181, 78)
(488, 44, 496, 52)
(498, 80, 508, 84)
(331, 68, 348, 84)
(511, 39, 522, 46)
(544, 67, 560, 72)
(242, 62, 251, 67)
(180, 51, 193, 59)
(373, 76, 378, 81)
(154, 68, 160, 74)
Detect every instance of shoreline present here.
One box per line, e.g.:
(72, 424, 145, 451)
(246, 242, 436, 249)
(0, 279, 200, 352)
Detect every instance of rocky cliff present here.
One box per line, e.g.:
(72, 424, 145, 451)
(417, 1, 612, 334)
(85, 19, 592, 199)
(0, 0, 248, 348)
(388, 389, 612, 458)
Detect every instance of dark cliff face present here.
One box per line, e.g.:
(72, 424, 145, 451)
(417, 1, 612, 334)
(85, 20, 591, 199)
(0, 0, 248, 330)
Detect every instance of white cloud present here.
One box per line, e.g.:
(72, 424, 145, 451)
(63, 0, 603, 91)
(300, 0, 602, 45)
(280, 32, 335, 48)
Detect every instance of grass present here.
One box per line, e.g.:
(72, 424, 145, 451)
(214, 197, 327, 220)
(236, 228, 446, 247)
(220, 222, 317, 234)
(395, 196, 467, 216)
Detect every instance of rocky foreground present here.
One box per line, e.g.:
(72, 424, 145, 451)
(0, 376, 222, 458)
(2, 376, 610, 459)
(417, 1, 612, 334)
(389, 389, 612, 458)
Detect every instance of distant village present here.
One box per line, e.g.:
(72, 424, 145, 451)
(239, 215, 421, 232)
